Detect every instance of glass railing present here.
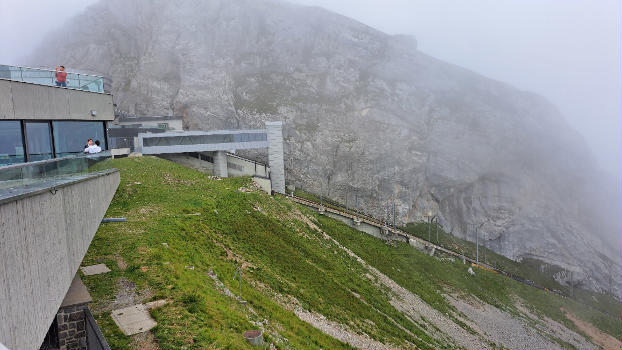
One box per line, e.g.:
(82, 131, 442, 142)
(0, 151, 114, 201)
(0, 64, 105, 93)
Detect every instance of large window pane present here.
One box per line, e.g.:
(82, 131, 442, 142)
(52, 121, 106, 157)
(0, 121, 25, 166)
(25, 122, 53, 161)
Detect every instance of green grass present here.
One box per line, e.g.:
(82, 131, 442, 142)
(83, 157, 621, 349)
(403, 222, 622, 321)
(316, 216, 622, 343)
(83, 157, 447, 349)
(294, 188, 621, 323)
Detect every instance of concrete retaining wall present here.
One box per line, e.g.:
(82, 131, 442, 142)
(321, 211, 408, 243)
(158, 154, 214, 174)
(0, 79, 114, 121)
(226, 154, 269, 178)
(0, 170, 120, 350)
(252, 177, 272, 194)
(159, 153, 270, 180)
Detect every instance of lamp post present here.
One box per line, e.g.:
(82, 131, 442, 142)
(476, 224, 479, 265)
(392, 194, 396, 230)
(434, 217, 439, 244)
(467, 222, 482, 266)
(424, 211, 432, 242)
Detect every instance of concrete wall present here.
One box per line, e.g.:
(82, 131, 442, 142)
(226, 154, 269, 178)
(157, 154, 214, 174)
(160, 153, 270, 179)
(252, 177, 272, 194)
(213, 151, 228, 178)
(117, 119, 183, 131)
(0, 79, 114, 121)
(266, 122, 285, 194)
(0, 170, 120, 350)
(321, 211, 408, 243)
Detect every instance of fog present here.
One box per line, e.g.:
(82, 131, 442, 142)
(1, 0, 619, 185)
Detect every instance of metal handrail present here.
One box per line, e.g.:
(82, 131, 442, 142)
(0, 63, 108, 93)
(2, 64, 105, 79)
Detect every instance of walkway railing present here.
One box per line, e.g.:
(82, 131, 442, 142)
(0, 152, 113, 203)
(0, 64, 106, 93)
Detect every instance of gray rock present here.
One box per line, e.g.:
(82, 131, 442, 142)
(28, 0, 621, 295)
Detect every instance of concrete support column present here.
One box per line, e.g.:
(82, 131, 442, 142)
(56, 304, 88, 350)
(53, 275, 92, 350)
(213, 150, 228, 178)
(265, 121, 285, 194)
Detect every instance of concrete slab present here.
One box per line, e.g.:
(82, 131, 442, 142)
(80, 264, 111, 276)
(111, 304, 157, 335)
(60, 274, 92, 307)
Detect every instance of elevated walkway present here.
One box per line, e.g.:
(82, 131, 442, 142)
(134, 121, 286, 193)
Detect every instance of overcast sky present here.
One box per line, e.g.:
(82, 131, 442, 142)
(1, 0, 620, 181)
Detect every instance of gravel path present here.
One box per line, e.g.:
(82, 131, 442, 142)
(319, 231, 490, 349)
(293, 306, 398, 350)
(293, 216, 603, 350)
(515, 301, 598, 350)
(447, 294, 578, 350)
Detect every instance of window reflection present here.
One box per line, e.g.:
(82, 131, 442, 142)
(52, 121, 106, 157)
(0, 121, 25, 166)
(25, 122, 53, 161)
(143, 133, 267, 147)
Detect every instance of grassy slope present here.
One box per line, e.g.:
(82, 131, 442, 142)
(403, 222, 622, 322)
(293, 188, 621, 323)
(84, 157, 445, 349)
(84, 157, 620, 349)
(321, 217, 622, 342)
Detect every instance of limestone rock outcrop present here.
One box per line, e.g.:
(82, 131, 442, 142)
(29, 0, 621, 294)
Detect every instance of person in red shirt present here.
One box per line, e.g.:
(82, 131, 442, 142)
(55, 66, 67, 87)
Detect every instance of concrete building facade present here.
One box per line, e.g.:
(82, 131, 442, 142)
(1, 65, 118, 350)
(266, 121, 285, 194)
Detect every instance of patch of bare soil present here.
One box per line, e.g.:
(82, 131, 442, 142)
(289, 208, 322, 232)
(161, 172, 196, 186)
(448, 294, 564, 350)
(270, 290, 400, 350)
(212, 241, 256, 269)
(131, 331, 160, 350)
(109, 278, 153, 311)
(561, 308, 622, 350)
(293, 306, 400, 350)
(115, 255, 128, 270)
(319, 231, 489, 349)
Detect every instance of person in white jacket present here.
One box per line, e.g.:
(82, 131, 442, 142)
(83, 139, 102, 154)
(83, 138, 94, 153)
(89, 140, 102, 154)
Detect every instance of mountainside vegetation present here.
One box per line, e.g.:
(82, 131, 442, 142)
(81, 157, 621, 349)
(32, 0, 621, 295)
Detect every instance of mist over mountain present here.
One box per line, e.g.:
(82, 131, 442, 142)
(29, 0, 621, 294)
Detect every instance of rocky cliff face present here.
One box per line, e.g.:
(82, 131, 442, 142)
(29, 0, 620, 294)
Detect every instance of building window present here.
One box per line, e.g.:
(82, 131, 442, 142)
(0, 121, 25, 166)
(24, 121, 53, 162)
(157, 123, 169, 130)
(52, 121, 106, 157)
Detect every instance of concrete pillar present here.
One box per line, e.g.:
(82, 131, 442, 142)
(53, 275, 92, 350)
(265, 121, 285, 194)
(213, 150, 228, 178)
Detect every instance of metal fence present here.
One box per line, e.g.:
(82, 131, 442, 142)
(0, 64, 108, 93)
